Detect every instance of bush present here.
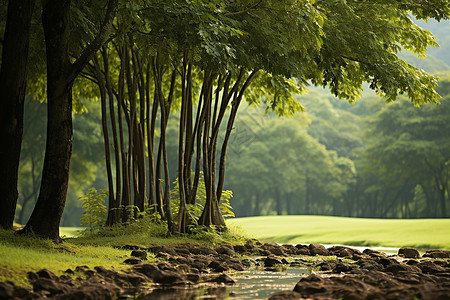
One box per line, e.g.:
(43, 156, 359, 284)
(79, 188, 107, 229)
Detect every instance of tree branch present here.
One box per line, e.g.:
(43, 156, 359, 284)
(69, 0, 118, 84)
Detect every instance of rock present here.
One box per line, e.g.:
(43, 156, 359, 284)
(264, 257, 283, 268)
(33, 278, 71, 295)
(259, 249, 272, 256)
(269, 247, 287, 256)
(115, 273, 148, 286)
(36, 269, 58, 280)
(155, 270, 186, 284)
(169, 256, 191, 266)
(333, 262, 355, 273)
(75, 265, 90, 272)
(215, 245, 235, 256)
(269, 291, 301, 299)
(148, 245, 177, 256)
(174, 247, 191, 256)
(94, 266, 118, 279)
(233, 245, 247, 254)
(133, 263, 186, 284)
(317, 261, 337, 271)
(417, 261, 446, 274)
(13, 286, 33, 298)
(328, 245, 361, 258)
(208, 260, 228, 272)
(357, 258, 384, 271)
(208, 274, 235, 284)
(226, 259, 245, 271)
(190, 259, 209, 272)
(27, 271, 39, 282)
(54, 282, 121, 300)
(133, 263, 159, 279)
(363, 248, 386, 258)
(0, 282, 14, 299)
(309, 244, 329, 256)
(406, 259, 419, 265)
(423, 250, 450, 259)
(398, 247, 420, 259)
(378, 257, 400, 267)
(189, 247, 218, 256)
(244, 243, 260, 254)
(123, 258, 141, 265)
(272, 257, 450, 300)
(186, 273, 200, 283)
(384, 264, 420, 274)
(281, 244, 299, 255)
(131, 250, 148, 260)
(293, 275, 327, 295)
(295, 244, 310, 256)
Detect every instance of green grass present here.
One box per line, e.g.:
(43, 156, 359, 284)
(0, 218, 248, 287)
(0, 230, 133, 286)
(60, 226, 84, 238)
(227, 215, 450, 250)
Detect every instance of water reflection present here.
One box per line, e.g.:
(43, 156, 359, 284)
(229, 267, 310, 299)
(137, 267, 310, 300)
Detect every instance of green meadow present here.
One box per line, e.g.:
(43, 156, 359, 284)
(227, 215, 450, 250)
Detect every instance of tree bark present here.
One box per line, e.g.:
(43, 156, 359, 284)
(19, 0, 73, 241)
(0, 0, 35, 229)
(93, 55, 115, 226)
(103, 46, 121, 225)
(20, 0, 117, 240)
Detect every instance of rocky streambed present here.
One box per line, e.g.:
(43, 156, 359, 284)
(1, 241, 450, 299)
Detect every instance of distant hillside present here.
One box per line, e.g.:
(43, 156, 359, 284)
(400, 19, 450, 73)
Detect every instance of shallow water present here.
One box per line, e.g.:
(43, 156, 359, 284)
(228, 267, 311, 299)
(138, 267, 310, 300)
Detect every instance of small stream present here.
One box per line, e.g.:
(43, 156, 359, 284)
(227, 267, 311, 299)
(138, 267, 311, 300)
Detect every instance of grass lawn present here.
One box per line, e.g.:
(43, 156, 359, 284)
(60, 226, 84, 238)
(227, 215, 450, 250)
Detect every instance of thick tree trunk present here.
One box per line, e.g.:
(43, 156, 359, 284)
(19, 0, 72, 241)
(20, 0, 117, 240)
(0, 0, 35, 229)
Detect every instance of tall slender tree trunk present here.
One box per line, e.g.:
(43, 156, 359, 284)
(103, 46, 121, 225)
(0, 0, 35, 229)
(275, 188, 282, 215)
(147, 62, 158, 209)
(93, 55, 116, 225)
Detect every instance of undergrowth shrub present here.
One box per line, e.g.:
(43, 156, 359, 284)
(79, 188, 107, 229)
(171, 172, 235, 229)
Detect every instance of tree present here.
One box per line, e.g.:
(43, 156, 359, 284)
(359, 94, 450, 218)
(19, 0, 118, 241)
(6, 0, 448, 236)
(0, 0, 35, 229)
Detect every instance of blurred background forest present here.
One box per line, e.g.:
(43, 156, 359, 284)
(16, 19, 450, 227)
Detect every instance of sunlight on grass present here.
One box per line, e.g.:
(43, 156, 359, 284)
(228, 215, 450, 250)
(0, 230, 133, 287)
(60, 227, 84, 238)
